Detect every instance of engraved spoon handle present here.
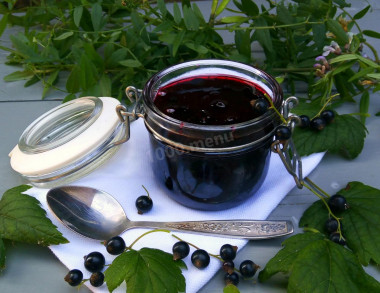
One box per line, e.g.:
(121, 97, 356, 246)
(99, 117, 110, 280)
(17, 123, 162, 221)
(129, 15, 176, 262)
(129, 220, 293, 239)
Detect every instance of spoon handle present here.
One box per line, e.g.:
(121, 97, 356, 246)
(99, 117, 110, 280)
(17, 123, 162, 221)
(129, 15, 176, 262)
(131, 220, 293, 239)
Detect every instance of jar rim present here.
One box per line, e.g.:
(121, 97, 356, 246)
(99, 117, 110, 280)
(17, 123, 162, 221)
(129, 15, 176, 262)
(142, 59, 283, 132)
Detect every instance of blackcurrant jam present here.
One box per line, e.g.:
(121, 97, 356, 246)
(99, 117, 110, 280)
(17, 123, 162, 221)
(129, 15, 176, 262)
(153, 75, 268, 125)
(141, 60, 283, 210)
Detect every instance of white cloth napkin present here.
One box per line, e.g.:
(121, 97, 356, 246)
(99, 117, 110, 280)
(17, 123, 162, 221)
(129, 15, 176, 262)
(27, 119, 324, 293)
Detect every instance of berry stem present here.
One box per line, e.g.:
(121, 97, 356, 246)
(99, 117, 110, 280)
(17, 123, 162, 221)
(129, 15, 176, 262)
(128, 229, 170, 250)
(141, 185, 150, 198)
(263, 93, 287, 124)
(303, 181, 343, 237)
(304, 177, 330, 198)
(312, 93, 339, 119)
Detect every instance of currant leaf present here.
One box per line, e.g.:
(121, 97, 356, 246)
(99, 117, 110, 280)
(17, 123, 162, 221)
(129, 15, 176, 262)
(259, 232, 380, 292)
(300, 182, 380, 266)
(105, 247, 187, 293)
(293, 114, 367, 159)
(0, 185, 69, 245)
(0, 238, 5, 270)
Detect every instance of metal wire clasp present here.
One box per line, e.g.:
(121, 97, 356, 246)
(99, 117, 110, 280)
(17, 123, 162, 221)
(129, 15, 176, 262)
(113, 86, 144, 146)
(271, 96, 304, 188)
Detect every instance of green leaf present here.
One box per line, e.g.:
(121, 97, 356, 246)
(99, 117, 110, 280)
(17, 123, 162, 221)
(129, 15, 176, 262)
(329, 54, 358, 64)
(252, 17, 273, 52)
(276, 3, 294, 24)
(79, 54, 98, 90)
(173, 2, 182, 24)
(326, 19, 349, 45)
(347, 66, 374, 82)
(234, 29, 251, 59)
(357, 55, 380, 68)
(185, 43, 208, 54)
(105, 248, 186, 293)
(300, 182, 380, 266)
(353, 5, 371, 20)
(54, 31, 73, 41)
(367, 73, 380, 79)
(99, 74, 112, 96)
(172, 30, 185, 57)
(91, 2, 103, 31)
(157, 0, 167, 16)
(224, 284, 240, 293)
(241, 0, 259, 17)
(4, 70, 34, 82)
(339, 182, 380, 265)
(259, 232, 325, 282)
(42, 70, 59, 99)
(73, 6, 83, 28)
(0, 185, 68, 245)
(312, 23, 326, 50)
(183, 5, 199, 31)
(259, 232, 380, 292)
(119, 59, 142, 68)
(293, 114, 367, 159)
(0, 14, 8, 38)
(66, 65, 81, 93)
(359, 91, 370, 124)
(63, 93, 76, 103)
(215, 0, 231, 16)
(24, 75, 40, 87)
(219, 16, 249, 24)
(106, 48, 128, 68)
(363, 30, 380, 39)
(0, 238, 5, 271)
(192, 3, 206, 25)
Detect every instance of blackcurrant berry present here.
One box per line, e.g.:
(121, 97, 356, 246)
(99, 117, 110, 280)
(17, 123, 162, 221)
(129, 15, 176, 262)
(64, 269, 83, 287)
(275, 125, 292, 141)
(84, 251, 105, 273)
(310, 117, 326, 131)
(329, 232, 346, 246)
(252, 98, 269, 115)
(135, 186, 153, 214)
(172, 241, 190, 261)
(105, 236, 126, 255)
(220, 244, 237, 261)
(325, 218, 339, 233)
(239, 260, 259, 278)
(328, 194, 348, 213)
(90, 271, 105, 287)
(224, 272, 239, 286)
(299, 115, 310, 128)
(191, 249, 210, 269)
(222, 260, 235, 274)
(321, 110, 335, 124)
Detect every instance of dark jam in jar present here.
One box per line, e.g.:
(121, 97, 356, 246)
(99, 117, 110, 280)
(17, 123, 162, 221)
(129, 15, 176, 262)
(153, 75, 268, 125)
(146, 72, 280, 211)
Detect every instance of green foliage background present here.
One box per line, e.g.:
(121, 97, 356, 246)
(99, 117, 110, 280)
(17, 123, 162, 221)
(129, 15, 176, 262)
(0, 0, 379, 157)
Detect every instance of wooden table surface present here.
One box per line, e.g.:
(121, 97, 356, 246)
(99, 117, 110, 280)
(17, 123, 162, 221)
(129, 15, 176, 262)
(0, 1, 379, 292)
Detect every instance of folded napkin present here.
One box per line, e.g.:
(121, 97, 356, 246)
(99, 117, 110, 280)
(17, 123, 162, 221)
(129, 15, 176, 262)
(28, 118, 324, 293)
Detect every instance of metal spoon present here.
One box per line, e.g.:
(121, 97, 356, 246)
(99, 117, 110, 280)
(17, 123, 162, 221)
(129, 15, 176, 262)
(46, 186, 293, 240)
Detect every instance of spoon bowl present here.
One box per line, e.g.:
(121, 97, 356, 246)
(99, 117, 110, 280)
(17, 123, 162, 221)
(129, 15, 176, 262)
(47, 186, 293, 240)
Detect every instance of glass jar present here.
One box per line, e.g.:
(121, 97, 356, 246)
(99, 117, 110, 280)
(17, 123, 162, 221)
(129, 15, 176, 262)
(139, 60, 284, 210)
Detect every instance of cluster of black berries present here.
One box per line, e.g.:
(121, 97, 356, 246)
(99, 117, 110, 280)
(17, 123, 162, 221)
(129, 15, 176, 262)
(299, 109, 335, 131)
(325, 194, 349, 245)
(172, 241, 259, 287)
(64, 236, 126, 288)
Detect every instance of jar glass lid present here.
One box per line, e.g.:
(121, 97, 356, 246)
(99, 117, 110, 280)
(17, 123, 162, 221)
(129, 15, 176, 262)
(18, 97, 103, 154)
(9, 96, 128, 187)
